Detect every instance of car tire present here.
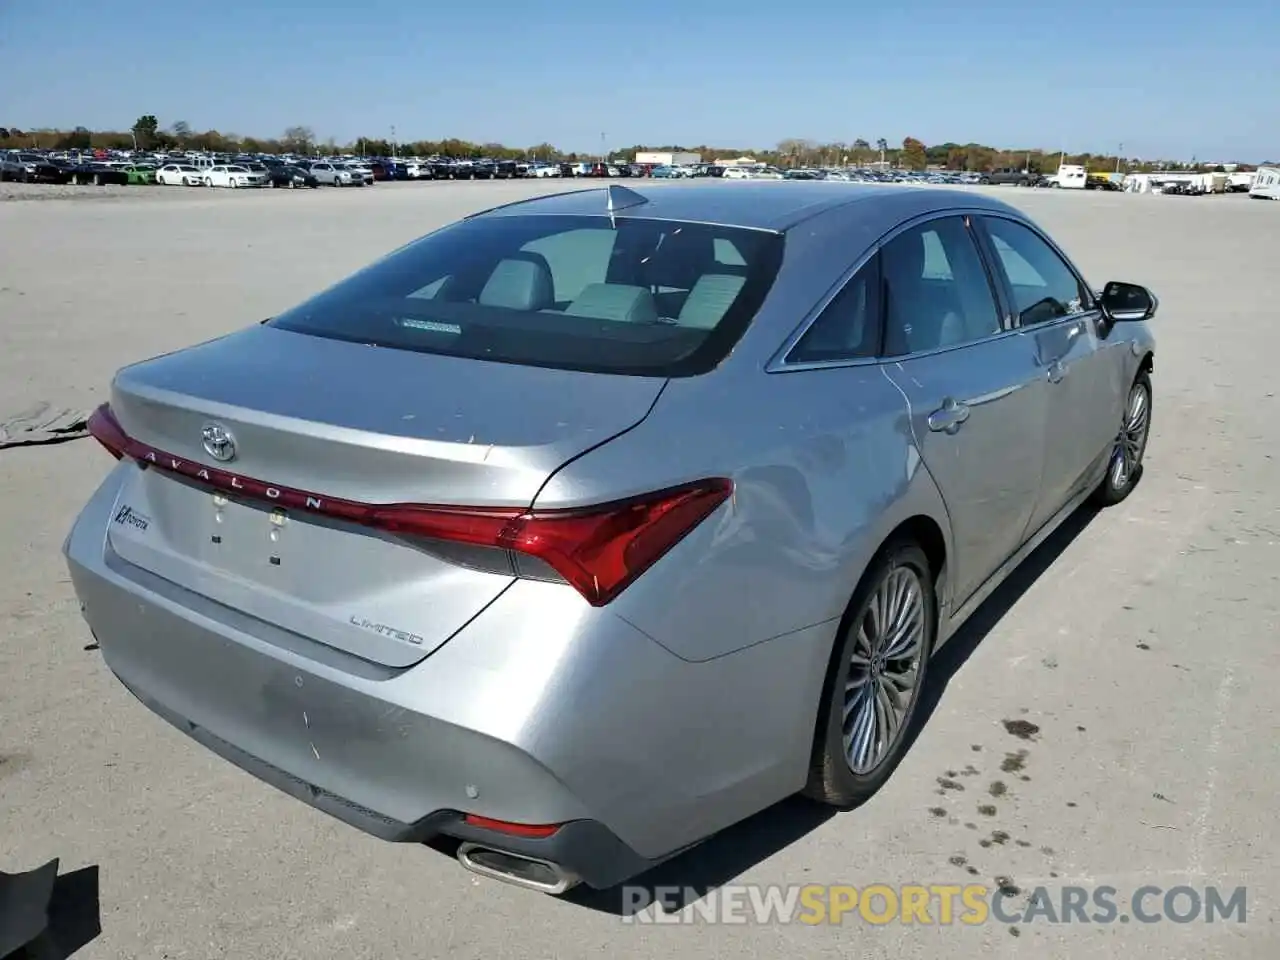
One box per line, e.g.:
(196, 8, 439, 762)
(803, 538, 937, 808)
(1091, 369, 1152, 507)
(205, 178, 213, 187)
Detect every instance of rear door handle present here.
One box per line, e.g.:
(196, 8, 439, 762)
(1046, 360, 1067, 383)
(928, 398, 971, 434)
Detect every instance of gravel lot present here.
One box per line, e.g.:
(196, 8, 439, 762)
(1, 182, 1277, 959)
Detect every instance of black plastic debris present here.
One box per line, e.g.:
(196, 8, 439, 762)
(0, 858, 57, 956)
(0, 861, 101, 959)
(0, 403, 91, 450)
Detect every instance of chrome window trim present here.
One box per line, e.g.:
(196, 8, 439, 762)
(767, 206, 1016, 374)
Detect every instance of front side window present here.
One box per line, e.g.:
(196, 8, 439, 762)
(268, 215, 784, 377)
(983, 217, 1090, 326)
(881, 217, 1002, 356)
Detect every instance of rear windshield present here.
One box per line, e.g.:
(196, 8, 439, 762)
(267, 214, 784, 377)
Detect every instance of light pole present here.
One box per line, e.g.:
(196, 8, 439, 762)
(600, 132, 606, 163)
(1116, 143, 1123, 174)
(391, 125, 397, 158)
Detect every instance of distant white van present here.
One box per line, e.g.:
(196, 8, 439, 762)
(1048, 164, 1087, 189)
(1249, 166, 1280, 199)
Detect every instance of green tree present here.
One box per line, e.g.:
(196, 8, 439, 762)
(132, 114, 159, 149)
(282, 125, 314, 153)
(901, 137, 928, 170)
(56, 126, 93, 150)
(526, 142, 559, 160)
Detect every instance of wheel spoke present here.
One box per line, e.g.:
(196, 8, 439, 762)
(846, 690, 877, 771)
(876, 681, 902, 744)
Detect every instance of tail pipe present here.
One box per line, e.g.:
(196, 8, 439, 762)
(456, 842, 579, 895)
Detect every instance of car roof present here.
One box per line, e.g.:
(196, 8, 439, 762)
(471, 181, 1025, 233)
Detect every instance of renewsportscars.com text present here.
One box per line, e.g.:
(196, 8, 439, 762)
(620, 883, 1247, 926)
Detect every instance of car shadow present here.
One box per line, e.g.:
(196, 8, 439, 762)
(0, 862, 101, 959)
(564, 502, 1101, 915)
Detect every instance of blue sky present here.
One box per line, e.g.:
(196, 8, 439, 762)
(4, 1, 1276, 160)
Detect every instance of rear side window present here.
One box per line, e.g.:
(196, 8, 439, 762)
(786, 255, 881, 363)
(268, 214, 784, 377)
(881, 217, 1002, 356)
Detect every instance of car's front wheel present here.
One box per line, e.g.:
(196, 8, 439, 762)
(1092, 369, 1152, 506)
(804, 538, 936, 808)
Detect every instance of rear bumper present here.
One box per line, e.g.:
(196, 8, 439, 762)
(64, 467, 832, 888)
(106, 669, 653, 888)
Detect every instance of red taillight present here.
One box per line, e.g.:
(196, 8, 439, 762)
(463, 814, 561, 839)
(509, 480, 732, 605)
(88, 402, 732, 606)
(363, 479, 732, 605)
(86, 403, 127, 459)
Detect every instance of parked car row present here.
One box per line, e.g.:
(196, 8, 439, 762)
(0, 151, 158, 185)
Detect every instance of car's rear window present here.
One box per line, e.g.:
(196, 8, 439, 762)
(267, 214, 785, 377)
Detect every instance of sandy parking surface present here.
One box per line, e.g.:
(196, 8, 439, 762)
(1, 181, 1277, 958)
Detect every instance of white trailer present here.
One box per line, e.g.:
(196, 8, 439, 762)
(1249, 166, 1280, 199)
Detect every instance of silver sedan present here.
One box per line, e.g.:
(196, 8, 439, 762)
(65, 182, 1155, 896)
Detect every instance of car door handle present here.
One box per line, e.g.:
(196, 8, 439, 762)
(1046, 360, 1067, 384)
(928, 398, 971, 434)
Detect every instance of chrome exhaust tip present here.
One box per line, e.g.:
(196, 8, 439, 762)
(456, 842, 579, 895)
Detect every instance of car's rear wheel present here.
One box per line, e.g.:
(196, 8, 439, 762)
(1092, 370, 1152, 506)
(804, 538, 936, 807)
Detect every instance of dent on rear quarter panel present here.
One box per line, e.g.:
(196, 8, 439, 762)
(532, 364, 931, 662)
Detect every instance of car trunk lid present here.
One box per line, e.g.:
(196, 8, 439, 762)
(102, 324, 665, 667)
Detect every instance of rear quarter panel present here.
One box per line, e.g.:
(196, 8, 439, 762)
(531, 365, 953, 663)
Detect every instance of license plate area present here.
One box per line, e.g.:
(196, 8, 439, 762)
(103, 464, 513, 668)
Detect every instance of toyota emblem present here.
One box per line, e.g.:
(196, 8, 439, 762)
(201, 423, 237, 462)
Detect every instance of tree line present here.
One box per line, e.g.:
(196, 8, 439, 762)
(0, 118, 1266, 174)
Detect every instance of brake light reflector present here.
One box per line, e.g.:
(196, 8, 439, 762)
(85, 402, 732, 605)
(463, 814, 562, 839)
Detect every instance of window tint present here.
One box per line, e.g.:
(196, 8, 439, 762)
(268, 214, 784, 377)
(786, 255, 881, 363)
(881, 217, 1001, 356)
(983, 218, 1090, 326)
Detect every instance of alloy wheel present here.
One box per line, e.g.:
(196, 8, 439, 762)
(842, 565, 926, 775)
(1109, 381, 1150, 490)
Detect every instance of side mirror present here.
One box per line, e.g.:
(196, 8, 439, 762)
(1099, 281, 1157, 322)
